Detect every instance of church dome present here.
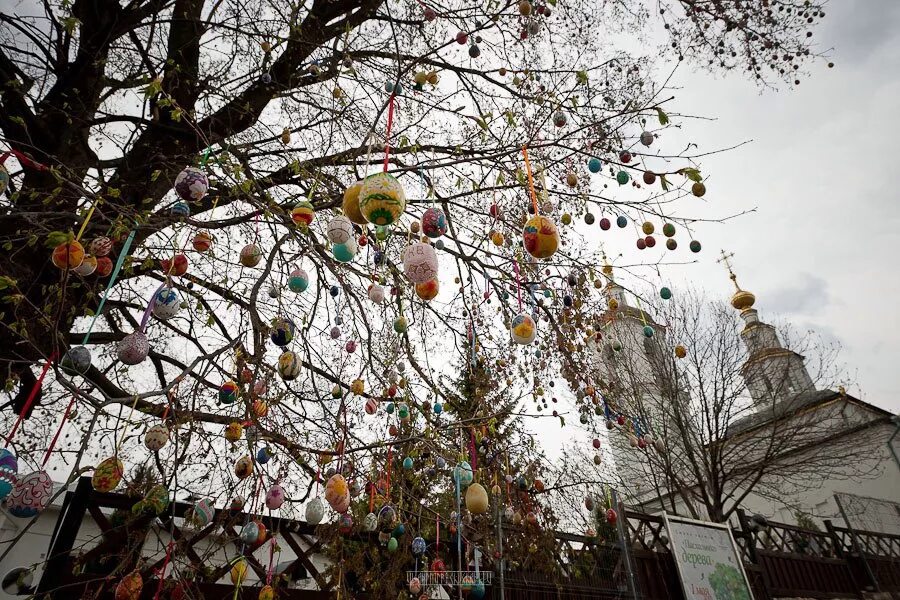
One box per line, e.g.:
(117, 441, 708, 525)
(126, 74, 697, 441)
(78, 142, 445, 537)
(731, 289, 756, 311)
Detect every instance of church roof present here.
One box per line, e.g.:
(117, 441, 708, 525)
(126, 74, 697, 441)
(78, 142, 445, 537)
(725, 389, 892, 437)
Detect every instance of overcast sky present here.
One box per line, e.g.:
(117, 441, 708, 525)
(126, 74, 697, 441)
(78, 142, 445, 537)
(646, 0, 900, 414)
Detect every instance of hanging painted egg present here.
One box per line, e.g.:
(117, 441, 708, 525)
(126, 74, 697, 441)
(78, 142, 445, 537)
(393, 316, 408, 334)
(643, 325, 654, 338)
(465, 482, 489, 514)
(402, 242, 438, 283)
(259, 586, 275, 600)
(52, 241, 85, 270)
(409, 578, 422, 595)
(522, 215, 559, 259)
(92, 456, 124, 493)
(117, 331, 149, 365)
(552, 110, 568, 127)
(342, 181, 368, 224)
(359, 173, 406, 225)
(291, 200, 315, 227)
(7, 470, 52, 518)
(73, 254, 97, 276)
(432, 558, 447, 573)
(61, 346, 92, 375)
(239, 244, 262, 267)
(387, 537, 399, 552)
(240, 521, 260, 544)
(160, 254, 188, 276)
(368, 284, 385, 304)
(402, 457, 414, 470)
(616, 170, 630, 185)
(278, 351, 302, 380)
(606, 508, 617, 524)
(0, 449, 17, 500)
(153, 287, 180, 320)
(234, 455, 253, 479)
(144, 424, 169, 451)
(674, 345, 687, 359)
(114, 570, 143, 600)
(327, 215, 355, 244)
(306, 497, 325, 524)
(257, 447, 271, 464)
(363, 511, 378, 531)
(288, 268, 309, 293)
(191, 498, 215, 527)
(588, 158, 602, 173)
(96, 256, 113, 277)
(265, 484, 285, 510)
(421, 207, 448, 238)
(270, 316, 296, 347)
(225, 421, 243, 442)
(219, 380, 239, 404)
(689, 240, 702, 253)
(411, 536, 427, 555)
(453, 461, 474, 487)
(415, 278, 439, 301)
(332, 238, 358, 263)
(364, 397, 378, 415)
(174, 167, 208, 201)
(89, 236, 113, 257)
(692, 182, 706, 197)
(170, 201, 190, 218)
(325, 474, 350, 513)
(190, 230, 213, 252)
(510, 313, 537, 345)
(230, 559, 248, 586)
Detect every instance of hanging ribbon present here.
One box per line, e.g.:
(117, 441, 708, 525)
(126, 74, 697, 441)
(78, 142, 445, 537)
(382, 94, 396, 172)
(140, 282, 168, 333)
(6, 149, 48, 172)
(265, 536, 277, 585)
(81, 228, 137, 345)
(152, 541, 176, 600)
(4, 352, 57, 445)
(41, 394, 76, 467)
(521, 145, 539, 215)
(75, 198, 102, 242)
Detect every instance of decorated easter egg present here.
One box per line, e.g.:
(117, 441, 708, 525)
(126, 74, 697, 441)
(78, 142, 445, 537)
(95, 256, 113, 276)
(225, 421, 243, 442)
(144, 424, 169, 451)
(342, 181, 368, 224)
(89, 236, 113, 257)
(259, 586, 275, 600)
(192, 230, 213, 252)
(393, 316, 408, 334)
(660, 286, 672, 300)
(115, 570, 143, 600)
(327, 215, 354, 244)
(61, 345, 92, 375)
(266, 484, 285, 510)
(415, 278, 439, 301)
(170, 201, 190, 218)
(689, 240, 702, 253)
(510, 313, 536, 345)
(253, 400, 268, 418)
(92, 456, 124, 493)
(270, 316, 295, 347)
(403, 242, 438, 283)
(588, 158, 602, 173)
(365, 397, 378, 414)
(692, 182, 706, 197)
(235, 455, 253, 479)
(411, 536, 427, 555)
(674, 345, 687, 359)
(291, 200, 315, 227)
(368, 283, 385, 303)
(288, 268, 309, 293)
(191, 498, 215, 527)
(359, 173, 406, 225)
(219, 380, 239, 404)
(0, 449, 17, 500)
(153, 287, 180, 320)
(339, 512, 354, 534)
(117, 331, 149, 365)
(332, 238, 358, 263)
(7, 470, 52, 518)
(160, 254, 188, 276)
(257, 447, 271, 464)
(452, 461, 474, 487)
(52, 241, 85, 270)
(325, 474, 350, 513)
(465, 482, 489, 514)
(230, 559, 248, 586)
(403, 457, 414, 470)
(421, 207, 448, 238)
(73, 254, 97, 276)
(409, 578, 422, 595)
(174, 167, 208, 201)
(364, 512, 378, 531)
(432, 558, 446, 573)
(240, 521, 260, 544)
(278, 351, 302, 380)
(522, 215, 559, 259)
(239, 244, 262, 267)
(306, 497, 325, 524)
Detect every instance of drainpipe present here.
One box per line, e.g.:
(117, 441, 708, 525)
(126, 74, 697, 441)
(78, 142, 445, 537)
(889, 415, 900, 473)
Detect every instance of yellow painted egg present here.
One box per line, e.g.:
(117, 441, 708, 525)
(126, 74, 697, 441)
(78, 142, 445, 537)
(522, 215, 559, 259)
(359, 173, 406, 226)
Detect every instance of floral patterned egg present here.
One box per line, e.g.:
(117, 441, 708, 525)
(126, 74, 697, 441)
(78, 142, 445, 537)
(144, 424, 169, 451)
(117, 331, 149, 365)
(153, 287, 180, 320)
(278, 351, 301, 381)
(409, 577, 422, 595)
(265, 484, 285, 510)
(0, 449, 17, 500)
(522, 215, 559, 259)
(174, 166, 208, 201)
(270, 316, 295, 347)
(402, 242, 438, 284)
(421, 207, 448, 238)
(7, 470, 52, 518)
(305, 497, 325, 525)
(411, 536, 427, 555)
(191, 497, 215, 527)
(114, 570, 143, 600)
(234, 455, 253, 480)
(359, 172, 406, 225)
(133, 484, 169, 515)
(339, 512, 354, 534)
(92, 456, 124, 492)
(324, 474, 350, 513)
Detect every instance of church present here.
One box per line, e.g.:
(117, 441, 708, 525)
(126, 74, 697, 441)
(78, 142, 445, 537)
(591, 257, 900, 532)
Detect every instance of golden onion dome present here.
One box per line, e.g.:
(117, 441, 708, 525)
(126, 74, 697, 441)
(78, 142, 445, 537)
(730, 289, 756, 311)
